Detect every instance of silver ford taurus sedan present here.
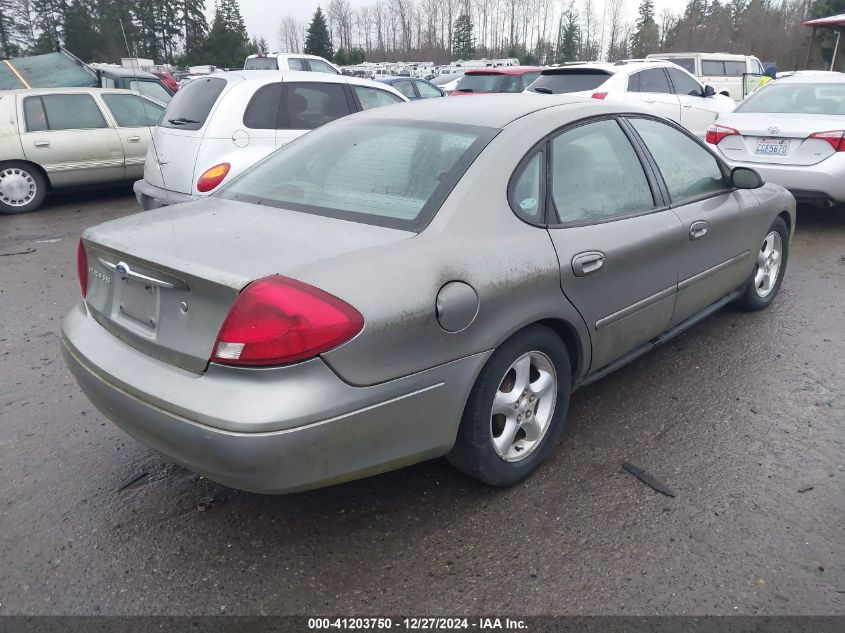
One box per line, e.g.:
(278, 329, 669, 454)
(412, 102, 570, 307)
(62, 95, 795, 493)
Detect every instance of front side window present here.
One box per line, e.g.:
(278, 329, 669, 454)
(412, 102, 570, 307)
(510, 151, 544, 223)
(667, 68, 703, 96)
(129, 79, 172, 103)
(101, 77, 116, 89)
(416, 81, 442, 98)
(243, 83, 282, 129)
(393, 80, 417, 99)
(102, 94, 164, 127)
(308, 59, 339, 74)
(353, 85, 404, 110)
(221, 120, 496, 231)
(628, 69, 672, 94)
(629, 117, 726, 203)
(279, 83, 352, 130)
(25, 94, 108, 131)
(551, 119, 654, 224)
(160, 77, 226, 130)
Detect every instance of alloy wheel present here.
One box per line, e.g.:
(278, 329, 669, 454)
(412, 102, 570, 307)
(754, 230, 783, 298)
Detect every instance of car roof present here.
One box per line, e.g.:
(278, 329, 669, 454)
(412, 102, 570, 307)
(774, 72, 845, 84)
(0, 86, 137, 96)
(465, 66, 544, 75)
(97, 66, 160, 79)
(348, 93, 636, 127)
(211, 69, 383, 87)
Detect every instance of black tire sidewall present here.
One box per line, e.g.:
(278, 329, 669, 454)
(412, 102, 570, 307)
(739, 216, 789, 310)
(0, 162, 47, 214)
(448, 325, 572, 487)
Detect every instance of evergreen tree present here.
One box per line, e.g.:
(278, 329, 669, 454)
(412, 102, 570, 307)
(203, 0, 249, 68)
(556, 1, 579, 63)
(63, 0, 102, 60)
(0, 0, 18, 57)
(181, 0, 207, 64)
(303, 6, 333, 60)
(630, 0, 660, 58)
(452, 12, 474, 60)
(31, 0, 65, 53)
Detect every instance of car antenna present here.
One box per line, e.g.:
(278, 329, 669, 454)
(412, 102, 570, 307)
(119, 18, 169, 195)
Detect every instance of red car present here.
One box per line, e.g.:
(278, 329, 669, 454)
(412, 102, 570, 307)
(152, 71, 179, 92)
(451, 66, 544, 95)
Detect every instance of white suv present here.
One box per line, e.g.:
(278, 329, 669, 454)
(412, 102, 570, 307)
(244, 53, 340, 74)
(525, 60, 735, 138)
(646, 53, 765, 101)
(134, 70, 407, 210)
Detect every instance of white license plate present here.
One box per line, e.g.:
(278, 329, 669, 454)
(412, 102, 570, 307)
(118, 280, 158, 328)
(755, 139, 789, 155)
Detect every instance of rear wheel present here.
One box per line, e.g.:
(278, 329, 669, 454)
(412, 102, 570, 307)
(0, 162, 47, 214)
(735, 217, 789, 311)
(448, 325, 572, 487)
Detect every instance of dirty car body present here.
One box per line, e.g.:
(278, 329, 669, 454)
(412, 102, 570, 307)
(62, 96, 796, 493)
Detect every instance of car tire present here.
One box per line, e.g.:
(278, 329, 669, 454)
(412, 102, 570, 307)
(735, 216, 789, 311)
(448, 325, 572, 487)
(0, 162, 47, 214)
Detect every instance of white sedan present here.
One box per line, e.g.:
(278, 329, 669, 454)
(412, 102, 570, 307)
(525, 61, 736, 138)
(706, 73, 845, 208)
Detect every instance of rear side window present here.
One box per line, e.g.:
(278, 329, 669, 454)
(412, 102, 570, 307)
(353, 85, 404, 110)
(24, 94, 107, 131)
(279, 83, 352, 130)
(667, 68, 702, 96)
(724, 61, 747, 77)
(629, 118, 726, 202)
(528, 70, 611, 94)
(159, 77, 226, 130)
(550, 119, 654, 223)
(510, 151, 544, 223)
(628, 69, 672, 94)
(221, 120, 496, 231)
(102, 94, 164, 127)
(243, 83, 282, 129)
(702, 60, 725, 76)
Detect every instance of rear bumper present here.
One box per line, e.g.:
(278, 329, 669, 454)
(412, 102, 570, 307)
(133, 179, 198, 211)
(725, 156, 845, 204)
(61, 302, 489, 494)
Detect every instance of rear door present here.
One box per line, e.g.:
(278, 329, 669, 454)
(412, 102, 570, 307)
(275, 81, 355, 148)
(627, 116, 760, 326)
(99, 93, 165, 180)
(627, 68, 682, 124)
(20, 92, 124, 187)
(540, 117, 684, 372)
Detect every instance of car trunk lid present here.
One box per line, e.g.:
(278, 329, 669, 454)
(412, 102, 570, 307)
(716, 113, 842, 166)
(143, 128, 203, 194)
(82, 199, 414, 373)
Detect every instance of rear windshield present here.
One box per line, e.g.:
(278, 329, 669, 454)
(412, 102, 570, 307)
(736, 83, 845, 115)
(244, 57, 279, 70)
(159, 77, 226, 130)
(220, 120, 497, 231)
(455, 73, 504, 93)
(527, 70, 611, 94)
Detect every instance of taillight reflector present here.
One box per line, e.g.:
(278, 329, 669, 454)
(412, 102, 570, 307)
(591, 92, 608, 100)
(211, 275, 364, 366)
(706, 123, 740, 145)
(197, 162, 231, 193)
(809, 130, 845, 152)
(77, 239, 88, 298)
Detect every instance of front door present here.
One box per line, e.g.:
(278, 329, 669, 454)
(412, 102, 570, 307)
(19, 92, 124, 187)
(627, 68, 682, 125)
(665, 67, 720, 138)
(626, 117, 760, 326)
(542, 118, 684, 372)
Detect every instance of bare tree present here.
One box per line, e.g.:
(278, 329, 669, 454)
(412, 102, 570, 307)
(277, 14, 303, 53)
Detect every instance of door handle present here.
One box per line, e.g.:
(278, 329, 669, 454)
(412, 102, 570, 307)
(34, 141, 50, 148)
(127, 136, 141, 143)
(690, 221, 709, 240)
(682, 103, 693, 108)
(644, 98, 656, 103)
(572, 251, 605, 277)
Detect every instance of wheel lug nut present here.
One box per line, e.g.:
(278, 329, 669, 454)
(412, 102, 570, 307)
(529, 395, 535, 402)
(517, 414, 522, 422)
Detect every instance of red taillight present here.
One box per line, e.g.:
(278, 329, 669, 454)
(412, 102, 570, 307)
(77, 239, 88, 298)
(196, 163, 231, 193)
(809, 130, 845, 152)
(706, 123, 740, 145)
(591, 92, 608, 100)
(211, 275, 364, 366)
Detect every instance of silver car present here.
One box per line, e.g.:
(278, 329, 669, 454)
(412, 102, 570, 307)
(0, 88, 165, 214)
(62, 96, 795, 493)
(707, 73, 845, 207)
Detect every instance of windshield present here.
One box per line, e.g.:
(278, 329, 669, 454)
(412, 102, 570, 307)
(220, 120, 497, 231)
(455, 73, 504, 93)
(527, 70, 611, 94)
(245, 57, 279, 70)
(736, 83, 845, 115)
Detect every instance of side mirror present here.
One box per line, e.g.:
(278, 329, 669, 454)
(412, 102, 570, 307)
(732, 167, 765, 189)
(704, 84, 716, 97)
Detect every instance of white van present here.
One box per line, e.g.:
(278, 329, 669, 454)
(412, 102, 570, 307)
(244, 53, 340, 75)
(646, 52, 765, 101)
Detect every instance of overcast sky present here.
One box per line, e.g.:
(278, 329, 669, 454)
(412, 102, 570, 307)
(236, 0, 679, 48)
